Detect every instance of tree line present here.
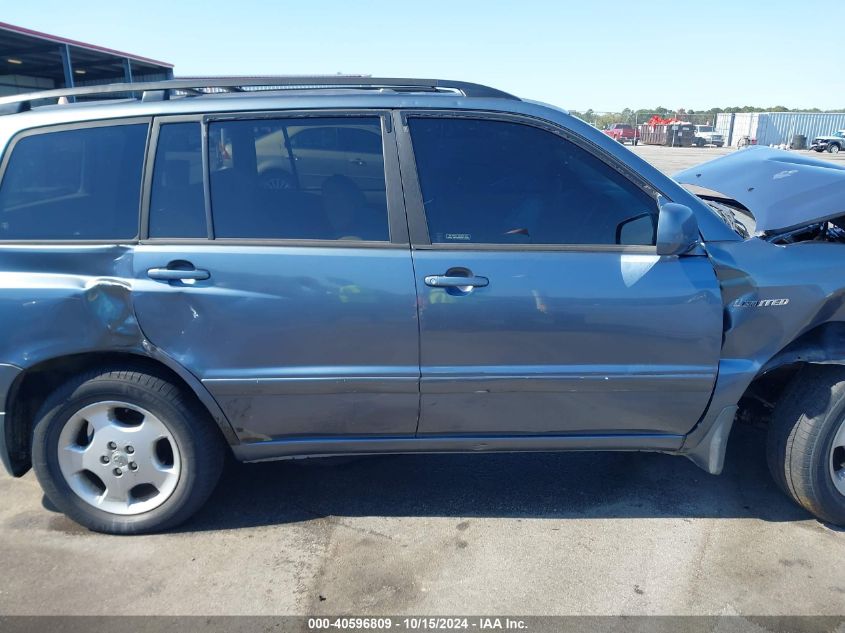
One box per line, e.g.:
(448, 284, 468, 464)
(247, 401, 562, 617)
(570, 106, 845, 129)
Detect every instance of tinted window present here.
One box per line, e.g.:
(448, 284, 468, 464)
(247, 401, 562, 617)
(149, 123, 207, 238)
(408, 118, 657, 245)
(288, 127, 337, 151)
(0, 124, 147, 240)
(209, 117, 389, 241)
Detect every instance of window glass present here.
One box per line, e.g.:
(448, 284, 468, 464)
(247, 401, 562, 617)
(208, 117, 389, 241)
(407, 117, 658, 246)
(0, 124, 147, 240)
(149, 123, 207, 238)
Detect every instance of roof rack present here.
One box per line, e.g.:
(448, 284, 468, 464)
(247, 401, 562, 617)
(0, 76, 519, 114)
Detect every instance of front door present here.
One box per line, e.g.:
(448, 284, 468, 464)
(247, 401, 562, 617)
(399, 114, 723, 437)
(132, 112, 419, 442)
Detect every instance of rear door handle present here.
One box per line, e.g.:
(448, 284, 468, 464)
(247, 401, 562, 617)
(147, 266, 210, 282)
(424, 275, 489, 288)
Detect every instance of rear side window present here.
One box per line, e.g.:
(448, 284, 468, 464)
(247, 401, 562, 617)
(408, 117, 657, 246)
(0, 124, 147, 240)
(148, 123, 207, 238)
(208, 117, 389, 241)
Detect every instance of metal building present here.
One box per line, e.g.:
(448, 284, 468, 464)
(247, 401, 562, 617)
(715, 111, 845, 148)
(0, 21, 173, 97)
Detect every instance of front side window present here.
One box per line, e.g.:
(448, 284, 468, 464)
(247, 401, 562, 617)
(407, 117, 658, 246)
(0, 124, 147, 240)
(208, 117, 389, 241)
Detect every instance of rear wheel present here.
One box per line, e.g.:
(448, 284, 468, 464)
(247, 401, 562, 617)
(828, 143, 841, 154)
(767, 365, 845, 526)
(32, 367, 226, 534)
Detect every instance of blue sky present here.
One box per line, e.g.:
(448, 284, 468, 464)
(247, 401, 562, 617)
(4, 0, 843, 112)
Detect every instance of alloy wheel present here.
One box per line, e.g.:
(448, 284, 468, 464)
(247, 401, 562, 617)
(56, 401, 181, 515)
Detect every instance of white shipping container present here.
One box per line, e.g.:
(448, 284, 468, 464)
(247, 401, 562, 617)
(716, 112, 845, 148)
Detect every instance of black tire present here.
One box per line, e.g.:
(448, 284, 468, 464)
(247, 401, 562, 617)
(828, 143, 841, 154)
(32, 367, 226, 534)
(767, 365, 845, 526)
(694, 138, 704, 147)
(258, 169, 294, 190)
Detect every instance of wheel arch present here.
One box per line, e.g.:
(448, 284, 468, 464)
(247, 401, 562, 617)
(2, 349, 238, 477)
(759, 321, 845, 375)
(683, 321, 845, 475)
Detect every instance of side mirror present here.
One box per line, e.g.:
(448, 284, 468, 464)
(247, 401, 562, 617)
(656, 202, 699, 256)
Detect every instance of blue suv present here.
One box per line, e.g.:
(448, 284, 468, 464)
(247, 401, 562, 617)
(0, 77, 844, 533)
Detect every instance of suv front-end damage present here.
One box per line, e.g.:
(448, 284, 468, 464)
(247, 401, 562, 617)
(674, 147, 845, 474)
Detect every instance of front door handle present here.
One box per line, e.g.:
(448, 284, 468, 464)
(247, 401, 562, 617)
(147, 265, 210, 282)
(424, 275, 489, 288)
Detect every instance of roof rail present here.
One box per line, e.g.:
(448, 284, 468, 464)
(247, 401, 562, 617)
(0, 76, 519, 114)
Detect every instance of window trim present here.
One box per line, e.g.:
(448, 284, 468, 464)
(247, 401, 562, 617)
(141, 108, 410, 249)
(141, 109, 408, 247)
(0, 117, 152, 245)
(141, 114, 209, 241)
(394, 109, 663, 253)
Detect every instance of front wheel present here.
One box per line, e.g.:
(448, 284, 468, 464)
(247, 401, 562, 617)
(32, 367, 226, 534)
(828, 143, 841, 154)
(767, 365, 845, 526)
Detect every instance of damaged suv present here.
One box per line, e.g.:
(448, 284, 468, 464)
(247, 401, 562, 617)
(0, 77, 844, 534)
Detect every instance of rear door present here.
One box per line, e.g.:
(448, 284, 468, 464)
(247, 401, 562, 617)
(132, 111, 420, 442)
(397, 112, 723, 438)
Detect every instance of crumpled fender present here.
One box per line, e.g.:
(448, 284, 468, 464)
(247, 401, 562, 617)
(0, 245, 238, 476)
(681, 236, 845, 472)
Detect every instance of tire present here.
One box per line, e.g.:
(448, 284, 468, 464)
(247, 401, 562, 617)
(32, 367, 226, 534)
(258, 169, 294, 190)
(694, 138, 704, 147)
(828, 143, 841, 154)
(767, 365, 845, 526)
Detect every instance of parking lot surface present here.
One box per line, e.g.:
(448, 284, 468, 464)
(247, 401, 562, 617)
(1, 145, 844, 617)
(631, 143, 845, 174)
